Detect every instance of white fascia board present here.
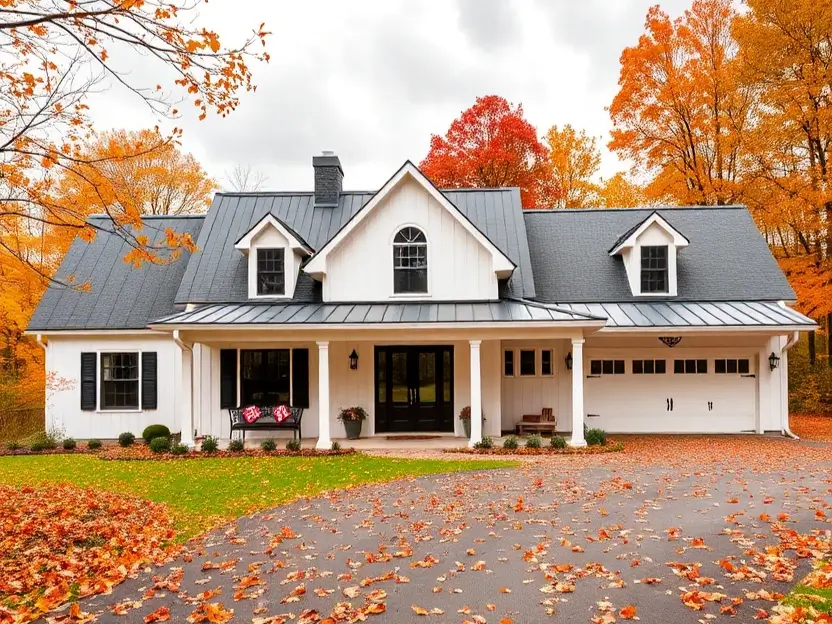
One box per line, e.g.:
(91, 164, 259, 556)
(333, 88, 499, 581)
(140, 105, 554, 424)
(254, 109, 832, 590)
(609, 212, 690, 256)
(599, 325, 814, 334)
(303, 161, 515, 275)
(234, 214, 311, 255)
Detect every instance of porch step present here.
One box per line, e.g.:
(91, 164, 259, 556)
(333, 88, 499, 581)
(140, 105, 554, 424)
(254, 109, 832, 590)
(385, 435, 443, 441)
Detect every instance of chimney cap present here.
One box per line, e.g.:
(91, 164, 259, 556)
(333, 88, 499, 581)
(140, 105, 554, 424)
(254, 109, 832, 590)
(312, 151, 343, 175)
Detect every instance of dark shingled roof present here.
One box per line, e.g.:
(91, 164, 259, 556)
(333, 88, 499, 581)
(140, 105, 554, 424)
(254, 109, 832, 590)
(175, 187, 534, 304)
(524, 206, 796, 303)
(28, 215, 204, 330)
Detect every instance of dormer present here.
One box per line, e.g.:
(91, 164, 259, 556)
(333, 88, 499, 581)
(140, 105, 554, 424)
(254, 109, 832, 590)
(608, 211, 689, 297)
(234, 214, 313, 299)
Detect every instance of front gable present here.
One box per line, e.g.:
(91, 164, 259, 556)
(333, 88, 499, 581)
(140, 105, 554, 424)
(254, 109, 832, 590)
(304, 162, 515, 302)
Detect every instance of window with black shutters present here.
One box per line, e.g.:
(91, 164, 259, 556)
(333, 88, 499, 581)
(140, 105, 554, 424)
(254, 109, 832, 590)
(519, 349, 536, 376)
(257, 248, 285, 295)
(674, 359, 708, 374)
(503, 350, 514, 376)
(393, 227, 427, 294)
(590, 359, 625, 375)
(291, 348, 310, 408)
(80, 352, 97, 411)
(100, 352, 139, 409)
(241, 349, 290, 405)
(640, 245, 668, 293)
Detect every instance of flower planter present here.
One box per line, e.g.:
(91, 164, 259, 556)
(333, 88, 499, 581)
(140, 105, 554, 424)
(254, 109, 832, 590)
(343, 419, 362, 440)
(462, 419, 471, 438)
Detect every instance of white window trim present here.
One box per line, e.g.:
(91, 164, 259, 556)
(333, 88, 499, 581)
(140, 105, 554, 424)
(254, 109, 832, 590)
(251, 247, 290, 300)
(390, 223, 431, 299)
(96, 350, 142, 413)
(503, 348, 556, 378)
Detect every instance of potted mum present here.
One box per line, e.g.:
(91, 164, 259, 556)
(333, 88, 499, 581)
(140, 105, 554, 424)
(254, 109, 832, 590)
(458, 406, 484, 438)
(338, 406, 368, 439)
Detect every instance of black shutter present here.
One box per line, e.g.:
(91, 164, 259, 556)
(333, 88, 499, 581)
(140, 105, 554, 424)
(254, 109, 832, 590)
(80, 352, 97, 411)
(292, 348, 309, 408)
(220, 349, 237, 409)
(141, 352, 158, 409)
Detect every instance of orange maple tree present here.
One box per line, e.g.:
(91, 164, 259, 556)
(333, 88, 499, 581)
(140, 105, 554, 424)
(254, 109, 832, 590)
(544, 124, 601, 208)
(598, 172, 652, 208)
(420, 95, 556, 208)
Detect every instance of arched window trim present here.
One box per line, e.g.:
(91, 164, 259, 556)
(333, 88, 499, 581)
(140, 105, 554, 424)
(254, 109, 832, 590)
(392, 226, 428, 295)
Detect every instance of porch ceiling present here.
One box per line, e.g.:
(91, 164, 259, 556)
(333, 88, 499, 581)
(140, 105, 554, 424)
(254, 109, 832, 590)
(151, 299, 603, 327)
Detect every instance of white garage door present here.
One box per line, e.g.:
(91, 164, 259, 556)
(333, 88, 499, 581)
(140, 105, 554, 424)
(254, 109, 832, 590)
(584, 356, 757, 433)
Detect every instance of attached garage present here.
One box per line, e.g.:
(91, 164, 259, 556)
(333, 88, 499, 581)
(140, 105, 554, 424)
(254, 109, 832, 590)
(584, 354, 758, 433)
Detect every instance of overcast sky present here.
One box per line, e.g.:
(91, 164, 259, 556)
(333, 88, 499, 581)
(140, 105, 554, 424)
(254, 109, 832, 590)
(89, 0, 691, 193)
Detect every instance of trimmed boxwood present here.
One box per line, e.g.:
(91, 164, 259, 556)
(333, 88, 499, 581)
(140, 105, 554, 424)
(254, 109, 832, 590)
(118, 432, 135, 447)
(585, 427, 607, 446)
(62, 438, 77, 450)
(550, 435, 567, 449)
(142, 424, 171, 444)
(525, 434, 543, 448)
(149, 436, 171, 454)
(87, 439, 102, 450)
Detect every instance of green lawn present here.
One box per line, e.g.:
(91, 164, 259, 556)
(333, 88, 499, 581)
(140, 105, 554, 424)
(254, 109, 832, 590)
(781, 584, 832, 615)
(0, 454, 510, 540)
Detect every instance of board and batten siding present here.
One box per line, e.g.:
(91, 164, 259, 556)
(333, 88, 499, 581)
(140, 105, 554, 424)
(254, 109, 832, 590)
(324, 177, 498, 302)
(43, 334, 178, 439)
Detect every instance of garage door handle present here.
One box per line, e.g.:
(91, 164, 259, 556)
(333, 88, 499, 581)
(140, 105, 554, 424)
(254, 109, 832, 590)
(666, 398, 670, 411)
(741, 374, 756, 378)
(670, 398, 674, 411)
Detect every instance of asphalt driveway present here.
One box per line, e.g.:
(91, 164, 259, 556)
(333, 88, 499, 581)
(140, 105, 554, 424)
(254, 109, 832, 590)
(76, 444, 831, 623)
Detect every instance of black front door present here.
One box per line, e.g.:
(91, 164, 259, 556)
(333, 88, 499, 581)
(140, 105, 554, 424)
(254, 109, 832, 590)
(375, 346, 453, 433)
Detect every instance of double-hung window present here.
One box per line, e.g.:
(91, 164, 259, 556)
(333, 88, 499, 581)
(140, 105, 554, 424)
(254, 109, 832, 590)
(101, 352, 139, 409)
(640, 245, 668, 293)
(257, 248, 285, 296)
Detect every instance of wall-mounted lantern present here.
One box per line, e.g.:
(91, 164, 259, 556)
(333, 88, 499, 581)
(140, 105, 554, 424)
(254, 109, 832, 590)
(349, 349, 359, 370)
(768, 351, 780, 371)
(565, 351, 573, 371)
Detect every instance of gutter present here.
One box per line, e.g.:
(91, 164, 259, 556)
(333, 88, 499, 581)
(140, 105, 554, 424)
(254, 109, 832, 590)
(172, 330, 195, 446)
(172, 329, 191, 353)
(781, 331, 800, 439)
(36, 334, 47, 353)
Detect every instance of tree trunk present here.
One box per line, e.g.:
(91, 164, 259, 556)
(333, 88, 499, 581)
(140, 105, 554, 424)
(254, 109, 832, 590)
(809, 330, 816, 366)
(827, 314, 832, 369)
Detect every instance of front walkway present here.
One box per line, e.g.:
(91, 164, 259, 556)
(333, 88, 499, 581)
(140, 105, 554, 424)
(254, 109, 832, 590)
(76, 435, 831, 623)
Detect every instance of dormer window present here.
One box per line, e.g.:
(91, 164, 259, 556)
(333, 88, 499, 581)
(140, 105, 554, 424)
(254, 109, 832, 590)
(640, 246, 668, 293)
(257, 248, 285, 296)
(393, 227, 427, 294)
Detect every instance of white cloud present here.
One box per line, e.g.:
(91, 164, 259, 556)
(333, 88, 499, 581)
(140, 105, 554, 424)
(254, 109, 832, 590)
(85, 0, 695, 195)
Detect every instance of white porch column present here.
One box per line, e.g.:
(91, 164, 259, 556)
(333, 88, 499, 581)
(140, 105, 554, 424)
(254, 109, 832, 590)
(316, 341, 331, 449)
(569, 338, 586, 447)
(469, 340, 482, 447)
(174, 332, 194, 447)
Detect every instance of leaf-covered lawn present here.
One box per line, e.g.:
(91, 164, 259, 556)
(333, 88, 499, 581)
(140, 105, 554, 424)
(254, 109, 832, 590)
(0, 454, 509, 541)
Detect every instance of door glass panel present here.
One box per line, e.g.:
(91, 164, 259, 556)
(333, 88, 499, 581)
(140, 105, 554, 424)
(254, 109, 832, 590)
(443, 350, 451, 402)
(418, 351, 436, 404)
(391, 351, 409, 404)
(377, 349, 386, 403)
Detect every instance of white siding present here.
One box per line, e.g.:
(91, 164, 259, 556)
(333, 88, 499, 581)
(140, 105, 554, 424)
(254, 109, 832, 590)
(246, 226, 303, 300)
(44, 334, 178, 439)
(500, 340, 567, 433)
(324, 177, 498, 302)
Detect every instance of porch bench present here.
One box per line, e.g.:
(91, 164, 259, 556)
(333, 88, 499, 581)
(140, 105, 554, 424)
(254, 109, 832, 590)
(517, 408, 557, 436)
(228, 406, 304, 442)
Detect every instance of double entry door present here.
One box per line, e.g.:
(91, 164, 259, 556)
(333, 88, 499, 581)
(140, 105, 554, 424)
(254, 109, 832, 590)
(374, 346, 454, 433)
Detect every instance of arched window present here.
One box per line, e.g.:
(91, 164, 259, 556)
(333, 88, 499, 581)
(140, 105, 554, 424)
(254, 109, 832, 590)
(393, 227, 427, 294)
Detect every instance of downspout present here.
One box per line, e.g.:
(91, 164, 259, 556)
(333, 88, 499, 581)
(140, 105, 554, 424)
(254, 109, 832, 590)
(36, 335, 50, 432)
(781, 331, 799, 439)
(173, 330, 194, 445)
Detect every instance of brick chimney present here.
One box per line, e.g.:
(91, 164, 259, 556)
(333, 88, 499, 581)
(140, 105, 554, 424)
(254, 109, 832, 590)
(313, 150, 343, 207)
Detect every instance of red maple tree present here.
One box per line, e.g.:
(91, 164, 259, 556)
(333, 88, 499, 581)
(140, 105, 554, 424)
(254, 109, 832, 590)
(420, 95, 555, 208)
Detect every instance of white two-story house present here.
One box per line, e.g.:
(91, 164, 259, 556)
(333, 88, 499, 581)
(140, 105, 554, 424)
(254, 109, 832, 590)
(28, 153, 815, 446)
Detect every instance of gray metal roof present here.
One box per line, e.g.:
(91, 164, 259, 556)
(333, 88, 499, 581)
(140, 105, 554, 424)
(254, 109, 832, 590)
(554, 301, 814, 328)
(28, 216, 204, 331)
(525, 206, 796, 303)
(175, 185, 534, 304)
(152, 299, 599, 326)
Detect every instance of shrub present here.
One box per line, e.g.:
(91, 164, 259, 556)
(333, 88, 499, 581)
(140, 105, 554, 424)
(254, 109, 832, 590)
(87, 439, 102, 450)
(62, 438, 77, 450)
(473, 436, 493, 450)
(331, 441, 341, 451)
(5, 441, 22, 451)
(502, 435, 519, 450)
(585, 428, 607, 446)
(149, 436, 171, 454)
(227, 438, 245, 452)
(28, 431, 58, 451)
(170, 442, 188, 455)
(261, 438, 277, 452)
(286, 439, 301, 452)
(200, 435, 219, 453)
(550, 435, 567, 449)
(118, 432, 135, 447)
(525, 434, 542, 449)
(141, 424, 171, 444)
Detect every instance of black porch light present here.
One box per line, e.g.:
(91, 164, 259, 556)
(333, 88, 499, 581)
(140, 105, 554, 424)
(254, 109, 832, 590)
(349, 349, 359, 370)
(565, 351, 573, 371)
(768, 351, 780, 371)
